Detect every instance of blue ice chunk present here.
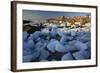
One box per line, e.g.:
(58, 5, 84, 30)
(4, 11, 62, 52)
(34, 37, 41, 42)
(85, 50, 91, 58)
(76, 31, 85, 37)
(64, 44, 78, 52)
(23, 39, 34, 50)
(31, 50, 40, 60)
(47, 44, 55, 53)
(70, 31, 76, 37)
(73, 50, 90, 60)
(68, 40, 77, 45)
(35, 41, 43, 48)
(60, 35, 67, 45)
(65, 31, 71, 36)
(86, 42, 91, 48)
(60, 35, 73, 45)
(23, 32, 29, 41)
(61, 53, 74, 60)
(50, 27, 58, 37)
(77, 33, 90, 43)
(74, 41, 88, 50)
(48, 26, 52, 31)
(66, 36, 73, 41)
(29, 31, 41, 40)
(35, 42, 47, 51)
(55, 41, 67, 53)
(46, 35, 50, 40)
(41, 39, 47, 43)
(23, 55, 32, 62)
(39, 50, 50, 60)
(68, 40, 88, 50)
(23, 50, 32, 56)
(57, 30, 65, 37)
(47, 39, 57, 53)
(39, 33, 47, 39)
(41, 28, 50, 36)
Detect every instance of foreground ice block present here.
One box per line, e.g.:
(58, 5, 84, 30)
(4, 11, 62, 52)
(76, 31, 85, 37)
(39, 49, 50, 60)
(68, 40, 77, 45)
(29, 31, 41, 40)
(66, 36, 73, 41)
(60, 35, 67, 45)
(57, 30, 65, 37)
(23, 32, 29, 41)
(35, 41, 47, 51)
(31, 50, 41, 61)
(55, 41, 67, 53)
(74, 41, 88, 50)
(77, 33, 90, 43)
(70, 31, 76, 37)
(35, 41, 43, 48)
(61, 53, 74, 60)
(41, 28, 50, 36)
(47, 39, 57, 53)
(59, 32, 73, 43)
(23, 39, 34, 50)
(73, 50, 90, 60)
(23, 50, 32, 56)
(86, 41, 91, 49)
(50, 27, 58, 37)
(64, 44, 78, 52)
(34, 37, 41, 42)
(23, 55, 32, 62)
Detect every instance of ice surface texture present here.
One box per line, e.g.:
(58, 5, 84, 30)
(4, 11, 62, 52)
(23, 26, 91, 62)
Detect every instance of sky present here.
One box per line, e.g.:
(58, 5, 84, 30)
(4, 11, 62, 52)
(23, 10, 91, 23)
